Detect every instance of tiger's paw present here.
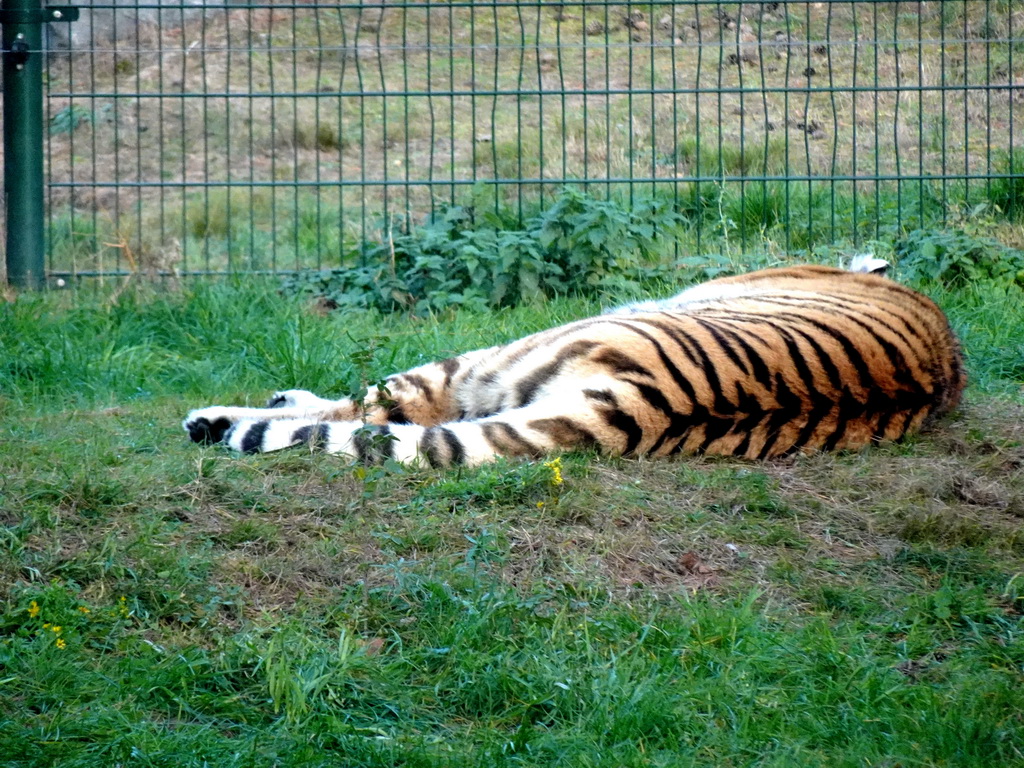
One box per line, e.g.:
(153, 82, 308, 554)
(266, 389, 334, 409)
(183, 408, 234, 445)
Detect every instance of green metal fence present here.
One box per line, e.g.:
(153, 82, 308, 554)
(1, 1, 1021, 284)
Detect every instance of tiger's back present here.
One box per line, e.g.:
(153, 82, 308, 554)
(184, 265, 966, 466)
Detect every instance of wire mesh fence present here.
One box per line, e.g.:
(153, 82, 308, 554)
(18, 1, 1024, 281)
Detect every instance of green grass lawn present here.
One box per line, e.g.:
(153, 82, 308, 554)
(2, 270, 1024, 767)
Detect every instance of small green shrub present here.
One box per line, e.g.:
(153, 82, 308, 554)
(675, 135, 787, 177)
(283, 188, 686, 313)
(895, 226, 1024, 288)
(49, 103, 111, 135)
(188, 188, 275, 239)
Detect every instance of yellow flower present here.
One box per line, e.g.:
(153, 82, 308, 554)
(55, 638, 66, 650)
(49, 625, 62, 634)
(544, 458, 564, 487)
(27, 601, 40, 618)
(537, 501, 545, 508)
(77, 606, 91, 614)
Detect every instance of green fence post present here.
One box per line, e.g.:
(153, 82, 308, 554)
(2, 0, 45, 289)
(2, 0, 77, 289)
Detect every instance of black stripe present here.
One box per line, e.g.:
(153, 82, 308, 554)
(439, 427, 465, 466)
(606, 322, 721, 451)
(761, 293, 923, 351)
(783, 398, 836, 456)
(353, 425, 397, 465)
(631, 381, 696, 454)
(829, 310, 926, 394)
(626, 319, 707, 407)
(756, 373, 805, 459)
(439, 357, 461, 388)
(419, 428, 443, 468)
(766, 297, 922, 383)
(888, 409, 915, 440)
(730, 413, 768, 458)
(387, 404, 411, 424)
(396, 373, 436, 403)
(717, 324, 774, 390)
(291, 422, 330, 450)
(591, 348, 653, 377)
(515, 340, 600, 406)
(788, 326, 844, 393)
(872, 409, 894, 443)
(696, 415, 741, 454)
(584, 388, 618, 405)
(819, 386, 874, 453)
(353, 428, 372, 464)
(631, 381, 676, 418)
(776, 313, 876, 392)
(821, 394, 854, 453)
(527, 417, 599, 450)
(661, 324, 735, 415)
(768, 329, 837, 455)
(792, 292, 935, 351)
(714, 310, 876, 391)
(603, 409, 643, 455)
(240, 421, 270, 454)
(481, 422, 543, 457)
(776, 329, 819, 398)
(694, 317, 752, 376)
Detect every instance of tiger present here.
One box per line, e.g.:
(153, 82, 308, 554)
(183, 261, 965, 468)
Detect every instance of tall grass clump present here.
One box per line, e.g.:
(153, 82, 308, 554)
(983, 150, 1024, 221)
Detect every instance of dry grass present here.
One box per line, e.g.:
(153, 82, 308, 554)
(18, 1, 1023, 275)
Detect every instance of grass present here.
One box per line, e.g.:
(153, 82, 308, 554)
(2, 266, 1024, 765)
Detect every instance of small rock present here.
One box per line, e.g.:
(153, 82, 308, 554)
(623, 10, 646, 29)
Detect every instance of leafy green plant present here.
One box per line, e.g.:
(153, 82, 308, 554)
(282, 189, 686, 314)
(49, 103, 112, 135)
(895, 225, 1024, 288)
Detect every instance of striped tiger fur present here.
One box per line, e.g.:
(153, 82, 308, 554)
(183, 264, 965, 467)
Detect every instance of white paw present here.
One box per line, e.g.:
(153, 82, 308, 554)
(266, 389, 330, 409)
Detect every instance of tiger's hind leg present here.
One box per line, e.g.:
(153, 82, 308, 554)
(224, 382, 668, 466)
(184, 347, 497, 447)
(183, 389, 367, 446)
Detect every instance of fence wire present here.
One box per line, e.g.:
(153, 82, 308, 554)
(21, 1, 1024, 280)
